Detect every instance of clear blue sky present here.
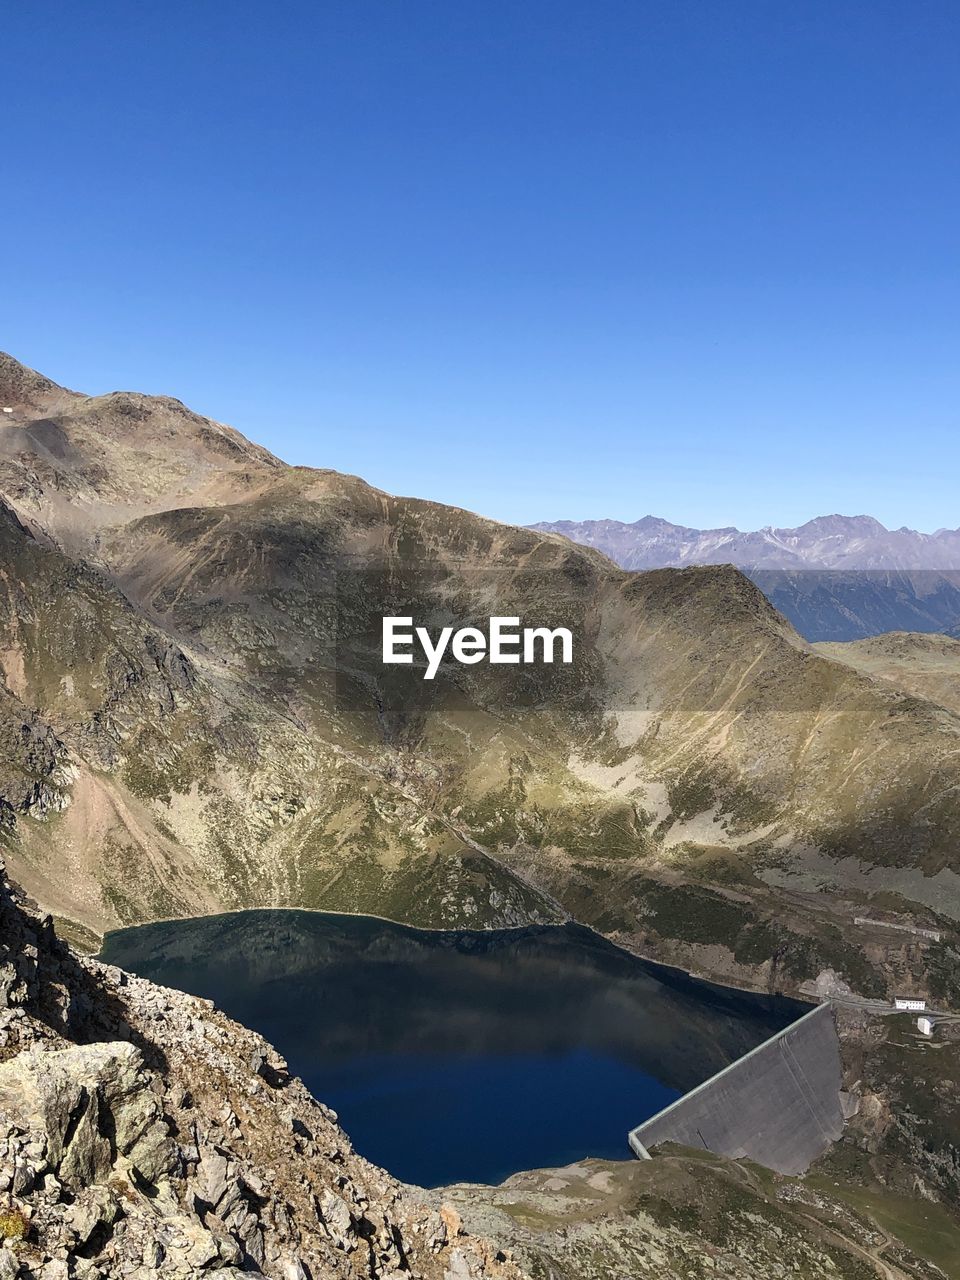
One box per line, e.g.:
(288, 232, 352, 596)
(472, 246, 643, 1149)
(5, 1, 959, 530)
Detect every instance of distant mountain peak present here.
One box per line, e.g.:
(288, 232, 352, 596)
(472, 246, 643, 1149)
(530, 512, 960, 571)
(794, 513, 890, 538)
(530, 511, 960, 640)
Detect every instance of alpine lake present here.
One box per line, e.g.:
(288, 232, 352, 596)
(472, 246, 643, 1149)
(100, 912, 805, 1188)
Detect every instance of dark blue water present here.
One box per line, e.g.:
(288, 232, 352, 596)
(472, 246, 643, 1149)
(100, 913, 805, 1187)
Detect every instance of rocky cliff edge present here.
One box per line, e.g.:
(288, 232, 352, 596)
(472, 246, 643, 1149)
(0, 863, 522, 1280)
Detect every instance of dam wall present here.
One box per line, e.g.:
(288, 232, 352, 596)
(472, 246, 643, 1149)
(628, 1002, 844, 1176)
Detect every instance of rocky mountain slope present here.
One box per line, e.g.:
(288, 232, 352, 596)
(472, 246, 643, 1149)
(815, 632, 960, 718)
(444, 1142, 960, 1280)
(2, 353, 960, 1001)
(531, 515, 960, 640)
(0, 859, 520, 1279)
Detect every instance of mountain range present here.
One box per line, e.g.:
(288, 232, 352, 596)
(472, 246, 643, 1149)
(531, 516, 960, 640)
(2, 351, 960, 1275)
(530, 514, 960, 571)
(1, 351, 960, 1008)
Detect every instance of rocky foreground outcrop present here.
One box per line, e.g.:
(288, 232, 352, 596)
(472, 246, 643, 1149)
(0, 862, 522, 1280)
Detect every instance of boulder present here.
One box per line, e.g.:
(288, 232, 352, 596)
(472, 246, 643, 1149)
(0, 1041, 174, 1188)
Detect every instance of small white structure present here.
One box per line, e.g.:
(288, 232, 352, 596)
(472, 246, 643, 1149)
(918, 1016, 934, 1037)
(895, 997, 927, 1011)
(2, 408, 12, 415)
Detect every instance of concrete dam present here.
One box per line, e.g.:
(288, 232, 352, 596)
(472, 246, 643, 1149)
(628, 1002, 845, 1176)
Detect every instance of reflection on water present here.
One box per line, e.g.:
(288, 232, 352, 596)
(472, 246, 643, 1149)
(101, 913, 806, 1187)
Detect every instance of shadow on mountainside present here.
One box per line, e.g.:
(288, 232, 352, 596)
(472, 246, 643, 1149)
(0, 861, 168, 1074)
